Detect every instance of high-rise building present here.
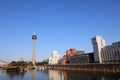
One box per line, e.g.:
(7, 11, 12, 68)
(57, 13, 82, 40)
(92, 35, 106, 63)
(32, 32, 37, 66)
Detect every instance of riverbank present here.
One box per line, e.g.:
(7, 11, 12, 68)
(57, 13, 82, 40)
(43, 63, 120, 73)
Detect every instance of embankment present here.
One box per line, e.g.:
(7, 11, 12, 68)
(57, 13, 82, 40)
(44, 63, 120, 72)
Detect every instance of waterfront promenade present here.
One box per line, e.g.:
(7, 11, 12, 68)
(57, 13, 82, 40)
(39, 63, 120, 73)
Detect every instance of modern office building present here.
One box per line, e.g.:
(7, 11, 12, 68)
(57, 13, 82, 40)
(92, 35, 106, 63)
(49, 51, 61, 64)
(101, 42, 120, 63)
(76, 50, 85, 55)
(69, 52, 94, 64)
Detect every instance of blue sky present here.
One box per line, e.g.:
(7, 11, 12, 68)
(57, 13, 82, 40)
(0, 0, 120, 62)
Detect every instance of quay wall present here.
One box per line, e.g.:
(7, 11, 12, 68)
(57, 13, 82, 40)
(43, 63, 120, 72)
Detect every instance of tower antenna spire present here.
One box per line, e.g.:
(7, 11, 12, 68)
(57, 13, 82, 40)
(33, 32, 36, 35)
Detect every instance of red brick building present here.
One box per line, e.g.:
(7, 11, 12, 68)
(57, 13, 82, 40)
(62, 48, 77, 64)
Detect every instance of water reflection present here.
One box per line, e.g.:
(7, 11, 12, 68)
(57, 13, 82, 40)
(49, 70, 62, 80)
(48, 70, 120, 80)
(6, 71, 25, 78)
(32, 70, 35, 80)
(0, 68, 120, 80)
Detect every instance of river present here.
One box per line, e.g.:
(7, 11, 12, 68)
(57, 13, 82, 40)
(0, 68, 120, 80)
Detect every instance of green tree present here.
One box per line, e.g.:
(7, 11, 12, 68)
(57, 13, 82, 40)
(36, 59, 48, 65)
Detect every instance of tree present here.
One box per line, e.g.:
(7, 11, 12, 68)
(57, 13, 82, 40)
(9, 61, 27, 68)
(36, 59, 48, 65)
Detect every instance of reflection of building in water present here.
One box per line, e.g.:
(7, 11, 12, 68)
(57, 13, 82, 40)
(61, 71, 69, 80)
(102, 76, 105, 80)
(49, 70, 62, 80)
(49, 51, 61, 64)
(32, 70, 35, 80)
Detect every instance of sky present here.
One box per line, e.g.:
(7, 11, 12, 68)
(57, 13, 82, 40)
(0, 0, 120, 62)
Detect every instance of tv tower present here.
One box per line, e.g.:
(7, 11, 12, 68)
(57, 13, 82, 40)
(32, 32, 37, 66)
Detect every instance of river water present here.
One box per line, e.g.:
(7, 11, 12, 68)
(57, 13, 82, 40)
(0, 68, 120, 80)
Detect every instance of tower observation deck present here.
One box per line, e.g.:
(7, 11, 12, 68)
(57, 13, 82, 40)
(32, 33, 37, 40)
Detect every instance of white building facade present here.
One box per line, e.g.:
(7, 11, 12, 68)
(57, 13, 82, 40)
(49, 51, 61, 64)
(92, 35, 106, 63)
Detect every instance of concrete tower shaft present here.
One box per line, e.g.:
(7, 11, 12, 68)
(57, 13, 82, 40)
(32, 33, 37, 66)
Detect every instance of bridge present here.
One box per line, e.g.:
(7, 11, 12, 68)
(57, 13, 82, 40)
(0, 59, 8, 68)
